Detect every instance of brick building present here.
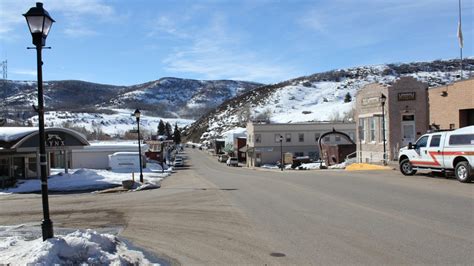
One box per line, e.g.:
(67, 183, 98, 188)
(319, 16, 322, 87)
(429, 78, 474, 130)
(355, 77, 429, 162)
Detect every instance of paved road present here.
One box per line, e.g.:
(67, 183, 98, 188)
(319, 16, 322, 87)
(0, 149, 473, 265)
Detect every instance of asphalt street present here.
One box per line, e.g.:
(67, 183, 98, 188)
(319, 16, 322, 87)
(0, 148, 473, 265)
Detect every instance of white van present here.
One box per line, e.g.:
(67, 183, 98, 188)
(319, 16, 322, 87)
(398, 126, 474, 182)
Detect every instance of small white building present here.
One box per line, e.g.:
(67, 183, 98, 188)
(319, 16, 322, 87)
(71, 142, 147, 169)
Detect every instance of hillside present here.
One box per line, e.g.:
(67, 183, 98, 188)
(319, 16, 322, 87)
(0, 78, 262, 136)
(185, 58, 474, 142)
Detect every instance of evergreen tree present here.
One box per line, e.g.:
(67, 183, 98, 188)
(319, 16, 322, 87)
(173, 123, 182, 144)
(165, 122, 173, 139)
(344, 92, 352, 103)
(158, 120, 166, 136)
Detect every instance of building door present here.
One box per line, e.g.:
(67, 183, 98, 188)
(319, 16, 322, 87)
(401, 114, 416, 146)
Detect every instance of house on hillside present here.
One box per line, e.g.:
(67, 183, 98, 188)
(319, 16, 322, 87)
(245, 121, 356, 167)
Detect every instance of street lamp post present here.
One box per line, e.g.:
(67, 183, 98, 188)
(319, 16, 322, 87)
(381, 94, 387, 166)
(24, 2, 55, 241)
(279, 135, 283, 171)
(134, 109, 144, 183)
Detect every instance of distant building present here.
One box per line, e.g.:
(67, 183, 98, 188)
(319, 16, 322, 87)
(429, 78, 474, 130)
(355, 77, 429, 163)
(245, 121, 356, 167)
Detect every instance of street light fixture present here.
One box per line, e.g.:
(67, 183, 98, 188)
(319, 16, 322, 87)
(134, 109, 144, 183)
(380, 94, 387, 166)
(279, 135, 284, 171)
(23, 2, 55, 241)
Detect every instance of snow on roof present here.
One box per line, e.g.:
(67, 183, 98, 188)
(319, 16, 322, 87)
(0, 127, 38, 142)
(222, 127, 247, 136)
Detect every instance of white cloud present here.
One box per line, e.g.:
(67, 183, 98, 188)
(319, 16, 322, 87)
(11, 69, 37, 76)
(0, 0, 115, 40)
(161, 14, 296, 83)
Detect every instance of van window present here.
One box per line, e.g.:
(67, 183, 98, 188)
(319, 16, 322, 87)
(449, 134, 474, 145)
(429, 135, 441, 147)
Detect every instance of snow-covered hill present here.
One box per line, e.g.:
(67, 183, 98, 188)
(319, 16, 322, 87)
(185, 58, 474, 142)
(0, 77, 262, 137)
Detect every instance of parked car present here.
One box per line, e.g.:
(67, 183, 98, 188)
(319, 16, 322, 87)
(226, 157, 238, 167)
(217, 154, 229, 162)
(398, 126, 474, 182)
(174, 157, 184, 167)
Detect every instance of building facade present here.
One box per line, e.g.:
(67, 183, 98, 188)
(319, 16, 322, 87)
(0, 127, 89, 187)
(355, 77, 429, 163)
(246, 121, 356, 167)
(429, 78, 474, 130)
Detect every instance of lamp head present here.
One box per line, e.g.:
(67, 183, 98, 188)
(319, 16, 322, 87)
(23, 2, 55, 47)
(134, 109, 141, 119)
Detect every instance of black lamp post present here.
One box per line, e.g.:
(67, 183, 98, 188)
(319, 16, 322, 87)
(279, 135, 283, 171)
(134, 109, 144, 183)
(381, 94, 387, 166)
(23, 2, 55, 241)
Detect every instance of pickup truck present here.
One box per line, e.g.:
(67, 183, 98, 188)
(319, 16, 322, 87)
(398, 126, 474, 183)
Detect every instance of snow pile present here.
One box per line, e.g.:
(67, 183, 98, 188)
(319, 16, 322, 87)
(328, 162, 346, 169)
(261, 164, 280, 169)
(0, 229, 156, 265)
(0, 168, 169, 194)
(299, 162, 325, 170)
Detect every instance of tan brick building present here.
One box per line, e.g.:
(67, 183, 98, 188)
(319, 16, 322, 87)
(355, 77, 429, 163)
(429, 78, 474, 130)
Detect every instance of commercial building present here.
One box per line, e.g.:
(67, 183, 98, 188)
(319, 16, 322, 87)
(355, 77, 429, 163)
(429, 78, 474, 130)
(246, 121, 356, 167)
(0, 127, 89, 186)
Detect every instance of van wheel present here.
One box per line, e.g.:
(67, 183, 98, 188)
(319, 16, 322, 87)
(400, 159, 416, 176)
(455, 161, 472, 183)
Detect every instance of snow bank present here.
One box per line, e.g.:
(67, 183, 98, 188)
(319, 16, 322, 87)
(0, 127, 37, 142)
(0, 229, 156, 265)
(0, 168, 169, 194)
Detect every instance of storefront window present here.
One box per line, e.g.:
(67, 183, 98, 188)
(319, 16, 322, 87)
(0, 158, 9, 177)
(12, 157, 25, 179)
(359, 118, 365, 141)
(370, 117, 376, 142)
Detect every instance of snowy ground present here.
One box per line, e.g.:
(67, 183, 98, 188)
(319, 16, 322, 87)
(0, 224, 161, 265)
(0, 167, 170, 195)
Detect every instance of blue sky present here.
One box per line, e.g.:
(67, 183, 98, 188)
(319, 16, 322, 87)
(0, 0, 472, 86)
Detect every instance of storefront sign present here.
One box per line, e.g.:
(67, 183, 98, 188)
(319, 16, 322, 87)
(398, 92, 416, 101)
(361, 97, 380, 106)
(46, 134, 65, 147)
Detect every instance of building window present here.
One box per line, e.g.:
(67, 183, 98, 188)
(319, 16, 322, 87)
(369, 117, 376, 142)
(335, 136, 341, 142)
(359, 118, 365, 141)
(255, 134, 261, 143)
(0, 158, 9, 177)
(285, 133, 291, 142)
(324, 136, 330, 142)
(315, 133, 320, 142)
(275, 134, 282, 143)
(295, 152, 304, 157)
(298, 133, 304, 142)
